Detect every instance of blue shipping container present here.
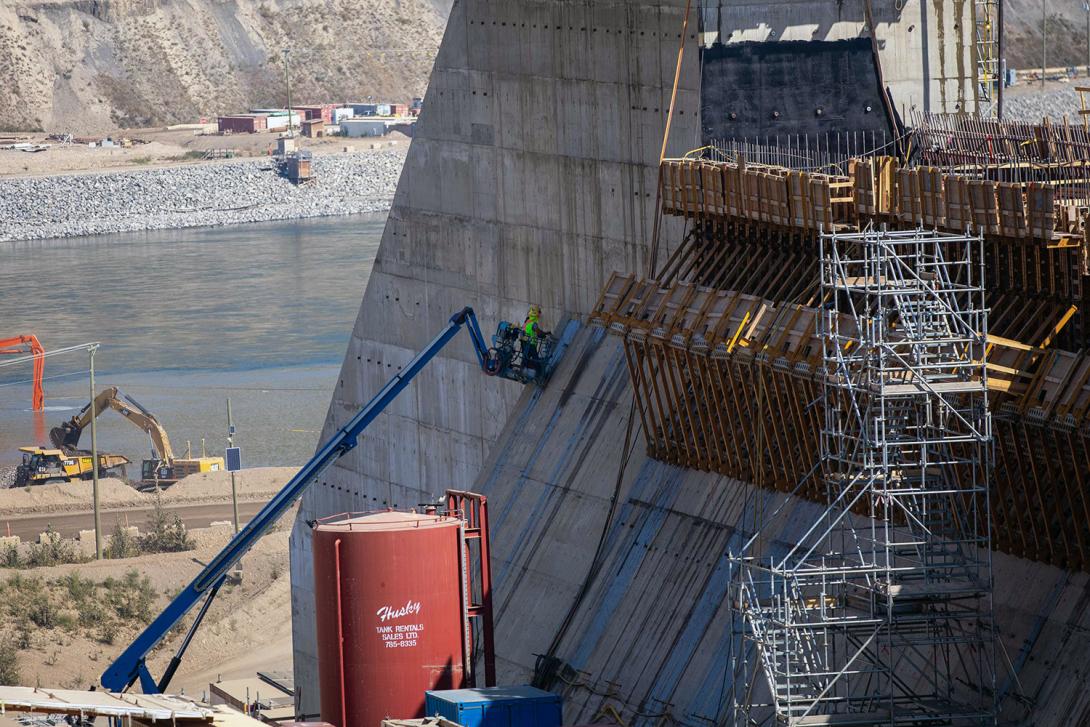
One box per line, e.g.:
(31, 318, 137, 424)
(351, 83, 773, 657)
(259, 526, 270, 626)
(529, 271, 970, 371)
(424, 686, 562, 727)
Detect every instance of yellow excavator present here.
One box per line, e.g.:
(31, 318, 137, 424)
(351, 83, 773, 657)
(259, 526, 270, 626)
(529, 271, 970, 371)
(49, 386, 225, 488)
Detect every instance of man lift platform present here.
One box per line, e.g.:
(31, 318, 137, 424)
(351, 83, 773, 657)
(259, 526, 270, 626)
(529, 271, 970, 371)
(484, 305, 557, 385)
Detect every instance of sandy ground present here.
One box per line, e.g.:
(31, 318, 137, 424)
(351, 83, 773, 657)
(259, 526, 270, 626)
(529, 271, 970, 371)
(0, 126, 409, 178)
(0, 470, 299, 720)
(0, 467, 299, 518)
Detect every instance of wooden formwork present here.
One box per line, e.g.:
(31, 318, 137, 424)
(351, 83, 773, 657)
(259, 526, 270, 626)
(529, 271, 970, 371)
(591, 273, 1090, 572)
(661, 157, 1086, 247)
(658, 157, 1090, 351)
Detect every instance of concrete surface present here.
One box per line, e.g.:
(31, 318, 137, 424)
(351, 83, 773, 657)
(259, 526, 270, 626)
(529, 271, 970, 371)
(475, 328, 1090, 725)
(289, 0, 981, 720)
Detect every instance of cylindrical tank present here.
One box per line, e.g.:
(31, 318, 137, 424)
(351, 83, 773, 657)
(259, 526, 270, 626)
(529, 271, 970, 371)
(312, 511, 466, 727)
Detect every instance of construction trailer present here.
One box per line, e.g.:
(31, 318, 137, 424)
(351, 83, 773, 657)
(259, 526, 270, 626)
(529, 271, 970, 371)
(294, 104, 334, 124)
(300, 119, 324, 138)
(340, 118, 388, 137)
(217, 115, 267, 134)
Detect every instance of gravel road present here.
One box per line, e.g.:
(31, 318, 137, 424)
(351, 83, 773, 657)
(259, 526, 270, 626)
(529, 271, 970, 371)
(0, 150, 406, 242)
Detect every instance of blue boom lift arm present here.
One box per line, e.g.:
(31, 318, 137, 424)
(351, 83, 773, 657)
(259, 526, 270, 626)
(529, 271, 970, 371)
(100, 307, 494, 694)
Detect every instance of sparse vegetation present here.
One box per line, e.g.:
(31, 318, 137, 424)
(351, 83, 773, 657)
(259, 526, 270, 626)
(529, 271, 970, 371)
(139, 498, 195, 554)
(2, 543, 20, 568)
(21, 526, 88, 568)
(0, 639, 20, 686)
(0, 569, 158, 657)
(105, 522, 140, 560)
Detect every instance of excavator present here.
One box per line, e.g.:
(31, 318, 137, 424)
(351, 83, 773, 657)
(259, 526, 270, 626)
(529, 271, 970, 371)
(48, 386, 225, 489)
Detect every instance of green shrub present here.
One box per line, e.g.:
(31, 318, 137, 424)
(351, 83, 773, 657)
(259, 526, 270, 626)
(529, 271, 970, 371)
(27, 596, 57, 628)
(104, 570, 156, 622)
(1, 544, 21, 568)
(140, 500, 194, 554)
(106, 523, 140, 560)
(62, 572, 95, 602)
(25, 527, 86, 567)
(0, 639, 20, 686)
(97, 620, 118, 645)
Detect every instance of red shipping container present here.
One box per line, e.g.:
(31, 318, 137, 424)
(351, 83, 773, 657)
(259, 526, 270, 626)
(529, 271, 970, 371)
(295, 104, 334, 124)
(217, 115, 266, 133)
(390, 103, 409, 117)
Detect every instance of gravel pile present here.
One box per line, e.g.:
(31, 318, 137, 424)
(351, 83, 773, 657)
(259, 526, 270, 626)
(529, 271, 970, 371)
(0, 466, 16, 489)
(1003, 84, 1084, 122)
(0, 150, 406, 242)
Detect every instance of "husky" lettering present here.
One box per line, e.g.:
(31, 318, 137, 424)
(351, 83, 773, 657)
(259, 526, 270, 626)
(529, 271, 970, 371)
(376, 600, 422, 622)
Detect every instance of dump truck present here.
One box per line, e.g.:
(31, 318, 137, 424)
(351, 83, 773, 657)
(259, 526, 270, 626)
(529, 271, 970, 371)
(50, 386, 224, 489)
(14, 446, 129, 486)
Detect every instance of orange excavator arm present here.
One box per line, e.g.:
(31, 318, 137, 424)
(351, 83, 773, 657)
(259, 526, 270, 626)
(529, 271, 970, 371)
(0, 334, 45, 411)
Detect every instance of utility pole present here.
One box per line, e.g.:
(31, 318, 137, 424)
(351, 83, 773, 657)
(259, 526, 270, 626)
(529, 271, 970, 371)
(89, 344, 102, 560)
(283, 48, 294, 138)
(227, 398, 239, 533)
(998, 0, 1005, 120)
(1037, 0, 1046, 86)
(1085, 2, 1089, 76)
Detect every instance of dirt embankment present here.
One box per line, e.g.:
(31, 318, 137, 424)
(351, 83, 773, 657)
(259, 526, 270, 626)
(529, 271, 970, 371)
(0, 522, 296, 696)
(0, 467, 301, 697)
(0, 466, 298, 516)
(0, 0, 447, 134)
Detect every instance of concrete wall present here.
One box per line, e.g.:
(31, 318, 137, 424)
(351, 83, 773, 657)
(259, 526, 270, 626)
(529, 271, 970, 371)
(288, 0, 701, 715)
(468, 327, 1090, 725)
(289, 0, 978, 718)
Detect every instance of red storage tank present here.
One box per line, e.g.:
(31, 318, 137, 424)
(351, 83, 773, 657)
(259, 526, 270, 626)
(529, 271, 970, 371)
(312, 511, 467, 727)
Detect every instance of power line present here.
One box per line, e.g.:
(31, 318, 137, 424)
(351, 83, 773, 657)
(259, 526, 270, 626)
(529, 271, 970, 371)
(0, 369, 91, 389)
(0, 342, 100, 369)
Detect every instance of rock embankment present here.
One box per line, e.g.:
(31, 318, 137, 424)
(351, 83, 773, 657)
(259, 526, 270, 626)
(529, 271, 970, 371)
(1003, 83, 1082, 121)
(0, 150, 406, 242)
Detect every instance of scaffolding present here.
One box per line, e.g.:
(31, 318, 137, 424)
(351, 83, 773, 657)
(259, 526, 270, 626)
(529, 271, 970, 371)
(974, 0, 999, 116)
(729, 227, 997, 726)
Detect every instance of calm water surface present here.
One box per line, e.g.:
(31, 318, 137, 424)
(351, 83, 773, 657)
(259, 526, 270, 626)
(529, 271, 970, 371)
(0, 215, 383, 468)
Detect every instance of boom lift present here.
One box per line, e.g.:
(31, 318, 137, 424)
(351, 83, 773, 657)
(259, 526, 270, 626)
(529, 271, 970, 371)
(0, 334, 45, 411)
(101, 308, 563, 694)
(51, 386, 224, 488)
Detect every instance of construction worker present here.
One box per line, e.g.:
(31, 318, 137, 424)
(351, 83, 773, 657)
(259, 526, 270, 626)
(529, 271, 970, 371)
(522, 304, 550, 368)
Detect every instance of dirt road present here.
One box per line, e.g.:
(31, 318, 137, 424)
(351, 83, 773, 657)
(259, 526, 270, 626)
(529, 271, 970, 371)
(0, 500, 266, 539)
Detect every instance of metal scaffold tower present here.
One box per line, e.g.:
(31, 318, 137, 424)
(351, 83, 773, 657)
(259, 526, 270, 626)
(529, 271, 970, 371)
(729, 227, 997, 726)
(975, 0, 1000, 115)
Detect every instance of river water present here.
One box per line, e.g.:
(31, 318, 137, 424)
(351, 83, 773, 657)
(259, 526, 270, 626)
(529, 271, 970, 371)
(0, 215, 383, 469)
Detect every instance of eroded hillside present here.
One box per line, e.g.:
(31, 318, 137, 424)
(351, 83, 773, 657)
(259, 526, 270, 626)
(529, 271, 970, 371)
(0, 0, 447, 134)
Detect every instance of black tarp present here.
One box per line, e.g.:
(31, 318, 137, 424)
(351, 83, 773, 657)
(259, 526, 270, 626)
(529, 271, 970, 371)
(701, 38, 897, 144)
